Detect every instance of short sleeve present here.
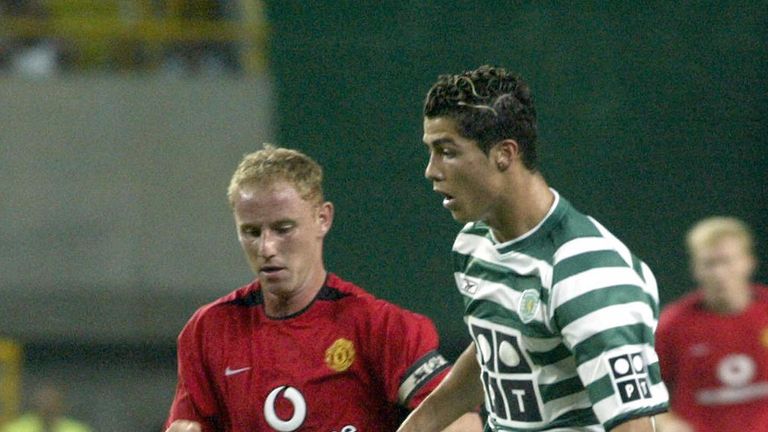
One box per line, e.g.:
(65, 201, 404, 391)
(551, 251, 669, 430)
(166, 312, 219, 430)
(368, 301, 450, 409)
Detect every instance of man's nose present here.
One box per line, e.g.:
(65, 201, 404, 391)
(258, 230, 277, 257)
(424, 154, 443, 181)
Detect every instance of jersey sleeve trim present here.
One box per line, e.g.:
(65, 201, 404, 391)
(397, 350, 450, 406)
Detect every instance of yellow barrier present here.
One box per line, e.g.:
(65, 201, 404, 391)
(0, 0, 269, 73)
(0, 17, 266, 43)
(0, 338, 22, 425)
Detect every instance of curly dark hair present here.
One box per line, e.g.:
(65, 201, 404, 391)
(424, 65, 538, 169)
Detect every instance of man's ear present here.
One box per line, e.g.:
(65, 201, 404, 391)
(492, 139, 521, 171)
(318, 201, 334, 236)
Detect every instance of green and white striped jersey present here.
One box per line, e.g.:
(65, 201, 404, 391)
(453, 190, 669, 431)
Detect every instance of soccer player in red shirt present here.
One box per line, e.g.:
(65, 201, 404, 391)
(164, 146, 481, 432)
(656, 217, 768, 432)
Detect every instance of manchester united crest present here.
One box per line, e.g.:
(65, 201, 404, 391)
(325, 338, 355, 372)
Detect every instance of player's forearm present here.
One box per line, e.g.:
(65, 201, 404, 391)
(440, 412, 484, 432)
(611, 416, 656, 432)
(655, 412, 694, 432)
(166, 420, 201, 432)
(398, 343, 484, 432)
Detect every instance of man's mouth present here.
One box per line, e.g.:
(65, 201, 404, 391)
(259, 265, 286, 276)
(436, 190, 456, 209)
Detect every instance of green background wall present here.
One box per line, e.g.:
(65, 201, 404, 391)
(267, 2, 767, 357)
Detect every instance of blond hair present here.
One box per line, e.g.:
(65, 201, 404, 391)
(227, 144, 324, 207)
(686, 216, 754, 256)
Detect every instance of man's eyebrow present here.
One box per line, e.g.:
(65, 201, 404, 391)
(424, 137, 456, 147)
(272, 219, 296, 226)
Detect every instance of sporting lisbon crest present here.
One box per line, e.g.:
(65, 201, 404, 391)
(518, 289, 540, 323)
(325, 338, 355, 372)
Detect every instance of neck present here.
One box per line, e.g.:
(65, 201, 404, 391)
(487, 170, 554, 243)
(703, 284, 753, 315)
(263, 267, 327, 318)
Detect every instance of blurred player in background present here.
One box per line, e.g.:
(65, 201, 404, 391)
(0, 384, 92, 432)
(165, 146, 481, 431)
(655, 217, 768, 432)
(398, 65, 669, 431)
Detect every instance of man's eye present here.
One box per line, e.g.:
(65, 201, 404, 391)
(275, 225, 294, 234)
(242, 227, 260, 237)
(441, 148, 456, 158)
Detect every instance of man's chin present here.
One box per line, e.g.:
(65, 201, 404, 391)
(449, 208, 474, 224)
(259, 278, 289, 295)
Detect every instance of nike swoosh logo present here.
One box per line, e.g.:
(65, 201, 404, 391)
(225, 366, 252, 377)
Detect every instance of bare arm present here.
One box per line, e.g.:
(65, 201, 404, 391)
(654, 412, 694, 432)
(440, 412, 483, 432)
(398, 343, 485, 432)
(165, 420, 201, 432)
(611, 416, 658, 432)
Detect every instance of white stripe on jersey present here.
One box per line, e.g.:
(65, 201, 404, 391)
(561, 302, 656, 350)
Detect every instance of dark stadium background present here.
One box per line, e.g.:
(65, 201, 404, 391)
(0, 1, 765, 430)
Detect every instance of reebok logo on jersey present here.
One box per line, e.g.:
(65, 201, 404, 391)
(225, 366, 252, 377)
(462, 279, 478, 295)
(608, 353, 652, 404)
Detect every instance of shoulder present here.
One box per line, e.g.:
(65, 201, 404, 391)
(753, 284, 768, 303)
(326, 273, 437, 331)
(324, 272, 374, 299)
(179, 282, 260, 336)
(551, 209, 633, 278)
(659, 292, 702, 328)
(549, 195, 605, 248)
(547, 195, 627, 274)
(195, 282, 259, 317)
(329, 273, 426, 314)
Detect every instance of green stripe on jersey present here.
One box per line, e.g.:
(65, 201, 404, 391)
(572, 323, 655, 365)
(527, 343, 572, 366)
(454, 251, 547, 294)
(539, 376, 584, 403)
(552, 250, 629, 286)
(548, 215, 603, 249)
(554, 284, 654, 330)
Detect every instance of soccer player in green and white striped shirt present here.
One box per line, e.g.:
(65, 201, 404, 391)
(398, 66, 669, 432)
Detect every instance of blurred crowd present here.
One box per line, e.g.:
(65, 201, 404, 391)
(0, 0, 246, 77)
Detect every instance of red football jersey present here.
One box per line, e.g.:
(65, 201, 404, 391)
(166, 273, 450, 432)
(656, 284, 768, 432)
